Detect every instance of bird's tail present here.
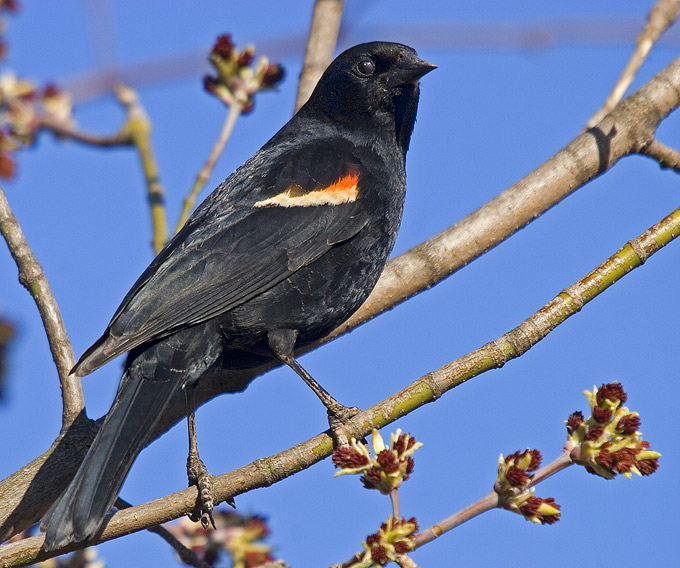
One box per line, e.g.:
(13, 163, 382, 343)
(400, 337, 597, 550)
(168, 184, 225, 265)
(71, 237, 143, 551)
(41, 371, 182, 551)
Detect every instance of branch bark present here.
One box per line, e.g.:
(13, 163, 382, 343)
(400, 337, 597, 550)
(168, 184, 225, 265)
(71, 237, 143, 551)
(0, 188, 81, 424)
(639, 138, 680, 172)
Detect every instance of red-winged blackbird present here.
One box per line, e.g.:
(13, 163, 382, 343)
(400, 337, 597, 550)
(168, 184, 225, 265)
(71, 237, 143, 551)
(41, 41, 434, 550)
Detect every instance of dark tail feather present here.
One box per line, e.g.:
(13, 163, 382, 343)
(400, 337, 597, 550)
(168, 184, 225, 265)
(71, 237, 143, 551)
(41, 372, 181, 551)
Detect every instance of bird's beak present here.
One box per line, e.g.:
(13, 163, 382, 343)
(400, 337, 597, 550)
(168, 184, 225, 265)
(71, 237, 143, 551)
(388, 53, 437, 87)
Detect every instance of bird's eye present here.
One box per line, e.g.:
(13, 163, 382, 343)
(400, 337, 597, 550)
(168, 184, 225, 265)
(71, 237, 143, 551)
(356, 59, 375, 77)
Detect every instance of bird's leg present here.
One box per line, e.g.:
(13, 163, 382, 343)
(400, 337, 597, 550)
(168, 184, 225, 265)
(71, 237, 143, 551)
(185, 384, 217, 529)
(268, 329, 360, 439)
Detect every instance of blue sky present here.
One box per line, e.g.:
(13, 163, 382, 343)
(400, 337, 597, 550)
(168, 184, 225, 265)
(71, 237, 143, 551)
(1, 1, 679, 566)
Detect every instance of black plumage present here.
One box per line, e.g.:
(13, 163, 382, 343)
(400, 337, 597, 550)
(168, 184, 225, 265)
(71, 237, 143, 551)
(42, 41, 434, 550)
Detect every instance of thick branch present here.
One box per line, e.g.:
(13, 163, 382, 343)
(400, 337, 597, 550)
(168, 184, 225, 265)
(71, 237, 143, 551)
(5, 190, 680, 566)
(294, 0, 344, 112)
(2, 53, 680, 557)
(0, 188, 81, 423)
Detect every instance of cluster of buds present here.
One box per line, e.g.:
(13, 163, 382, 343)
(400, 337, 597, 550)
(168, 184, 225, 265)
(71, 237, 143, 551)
(354, 516, 418, 568)
(565, 382, 660, 479)
(0, 74, 73, 177)
(166, 509, 274, 568)
(332, 429, 422, 494)
(495, 448, 561, 525)
(203, 34, 284, 114)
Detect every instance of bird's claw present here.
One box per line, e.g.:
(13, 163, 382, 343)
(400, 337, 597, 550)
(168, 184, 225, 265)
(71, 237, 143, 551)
(187, 451, 216, 529)
(327, 404, 361, 445)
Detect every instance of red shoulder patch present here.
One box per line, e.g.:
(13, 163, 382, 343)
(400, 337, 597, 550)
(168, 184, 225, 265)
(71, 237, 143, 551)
(254, 172, 359, 208)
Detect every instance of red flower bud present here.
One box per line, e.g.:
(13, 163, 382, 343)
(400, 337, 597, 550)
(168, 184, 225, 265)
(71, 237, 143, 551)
(212, 34, 234, 59)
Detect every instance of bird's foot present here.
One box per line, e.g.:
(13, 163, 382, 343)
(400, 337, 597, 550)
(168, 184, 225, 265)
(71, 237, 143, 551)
(187, 450, 216, 529)
(327, 402, 361, 445)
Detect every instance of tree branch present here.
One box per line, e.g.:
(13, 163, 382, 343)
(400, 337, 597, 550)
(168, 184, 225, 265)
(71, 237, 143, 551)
(0, 187, 81, 424)
(5, 187, 680, 566)
(638, 138, 680, 172)
(586, 0, 679, 128)
(294, 0, 345, 112)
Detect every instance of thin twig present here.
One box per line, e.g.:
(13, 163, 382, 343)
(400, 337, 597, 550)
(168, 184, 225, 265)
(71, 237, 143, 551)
(0, 187, 81, 424)
(413, 492, 498, 551)
(175, 100, 244, 233)
(587, 0, 679, 128)
(413, 453, 572, 549)
(639, 138, 680, 172)
(359, 453, 570, 565)
(116, 498, 212, 568)
(389, 489, 400, 521)
(339, 453, 573, 565)
(526, 451, 573, 487)
(115, 84, 169, 253)
(8, 199, 680, 565)
(294, 0, 345, 112)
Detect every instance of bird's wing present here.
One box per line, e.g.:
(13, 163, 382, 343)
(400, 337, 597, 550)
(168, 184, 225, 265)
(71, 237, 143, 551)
(73, 139, 372, 376)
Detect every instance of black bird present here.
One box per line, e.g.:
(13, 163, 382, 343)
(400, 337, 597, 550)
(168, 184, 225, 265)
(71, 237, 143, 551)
(41, 41, 434, 550)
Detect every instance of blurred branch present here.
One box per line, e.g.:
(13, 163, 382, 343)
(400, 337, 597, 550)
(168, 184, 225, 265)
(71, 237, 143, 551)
(5, 188, 680, 565)
(115, 84, 169, 254)
(58, 19, 680, 104)
(175, 100, 244, 233)
(587, 0, 678, 128)
(295, 0, 345, 112)
(38, 84, 169, 253)
(39, 115, 131, 146)
(0, 186, 81, 424)
(639, 138, 680, 172)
